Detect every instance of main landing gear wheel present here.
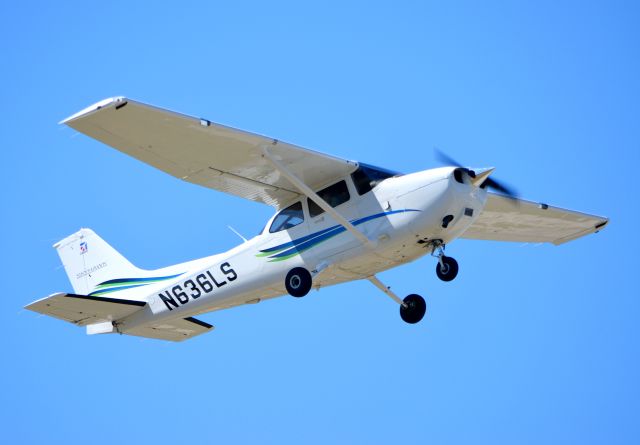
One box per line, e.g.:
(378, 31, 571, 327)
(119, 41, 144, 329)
(285, 267, 312, 298)
(436, 255, 459, 282)
(400, 294, 426, 324)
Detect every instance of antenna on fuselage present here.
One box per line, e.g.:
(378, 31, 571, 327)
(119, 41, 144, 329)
(227, 225, 248, 243)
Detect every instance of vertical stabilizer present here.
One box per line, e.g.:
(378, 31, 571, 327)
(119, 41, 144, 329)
(54, 228, 142, 295)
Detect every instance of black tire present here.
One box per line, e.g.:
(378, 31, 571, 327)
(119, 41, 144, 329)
(285, 267, 312, 297)
(400, 294, 427, 324)
(436, 256, 459, 282)
(400, 294, 426, 324)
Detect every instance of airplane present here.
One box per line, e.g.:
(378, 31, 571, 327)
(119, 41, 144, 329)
(25, 97, 609, 342)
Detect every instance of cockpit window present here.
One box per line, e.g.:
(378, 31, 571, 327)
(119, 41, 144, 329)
(308, 180, 350, 218)
(351, 163, 399, 195)
(269, 201, 304, 233)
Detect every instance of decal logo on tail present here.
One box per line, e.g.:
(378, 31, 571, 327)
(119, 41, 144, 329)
(80, 241, 88, 254)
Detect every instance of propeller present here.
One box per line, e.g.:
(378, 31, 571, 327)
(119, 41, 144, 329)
(434, 149, 518, 199)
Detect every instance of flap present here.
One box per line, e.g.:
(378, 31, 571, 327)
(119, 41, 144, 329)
(62, 97, 358, 209)
(124, 317, 214, 342)
(25, 293, 146, 326)
(462, 193, 609, 245)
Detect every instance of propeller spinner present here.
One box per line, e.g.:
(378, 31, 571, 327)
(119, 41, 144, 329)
(435, 149, 518, 199)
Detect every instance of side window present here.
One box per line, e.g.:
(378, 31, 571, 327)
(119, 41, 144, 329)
(351, 163, 398, 195)
(308, 180, 350, 218)
(269, 202, 304, 233)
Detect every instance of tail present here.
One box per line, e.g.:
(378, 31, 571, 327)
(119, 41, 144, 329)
(54, 228, 144, 295)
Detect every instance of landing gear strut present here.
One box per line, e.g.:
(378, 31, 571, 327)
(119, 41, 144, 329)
(432, 242, 459, 282)
(368, 276, 426, 324)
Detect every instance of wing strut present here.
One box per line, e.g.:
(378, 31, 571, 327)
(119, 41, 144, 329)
(262, 146, 375, 248)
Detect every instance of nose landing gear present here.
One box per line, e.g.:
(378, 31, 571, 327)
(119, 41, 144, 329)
(431, 241, 459, 282)
(436, 256, 459, 281)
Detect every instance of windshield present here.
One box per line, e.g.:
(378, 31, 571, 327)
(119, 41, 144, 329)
(269, 201, 305, 233)
(351, 163, 400, 195)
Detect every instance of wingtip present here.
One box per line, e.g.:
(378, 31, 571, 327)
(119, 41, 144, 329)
(595, 218, 609, 232)
(59, 96, 127, 125)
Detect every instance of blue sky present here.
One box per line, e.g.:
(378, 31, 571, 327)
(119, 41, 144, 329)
(2, 1, 638, 443)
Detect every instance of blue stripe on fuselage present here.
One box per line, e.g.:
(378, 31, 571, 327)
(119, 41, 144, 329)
(262, 209, 420, 259)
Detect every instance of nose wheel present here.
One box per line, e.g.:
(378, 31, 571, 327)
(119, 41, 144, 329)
(431, 241, 459, 282)
(436, 255, 458, 281)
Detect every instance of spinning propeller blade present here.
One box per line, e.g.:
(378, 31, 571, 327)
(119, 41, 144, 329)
(434, 149, 463, 168)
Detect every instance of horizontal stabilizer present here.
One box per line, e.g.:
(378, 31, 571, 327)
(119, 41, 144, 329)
(125, 317, 214, 342)
(25, 293, 146, 326)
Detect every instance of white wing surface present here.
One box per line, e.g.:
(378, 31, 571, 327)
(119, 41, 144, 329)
(62, 97, 357, 208)
(462, 193, 609, 245)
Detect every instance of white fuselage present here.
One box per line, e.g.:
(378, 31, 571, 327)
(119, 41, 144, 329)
(117, 167, 488, 333)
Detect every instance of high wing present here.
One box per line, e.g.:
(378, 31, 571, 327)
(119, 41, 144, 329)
(462, 193, 609, 245)
(62, 97, 357, 209)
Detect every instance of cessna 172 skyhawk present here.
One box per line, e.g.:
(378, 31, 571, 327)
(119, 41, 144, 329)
(26, 97, 609, 341)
